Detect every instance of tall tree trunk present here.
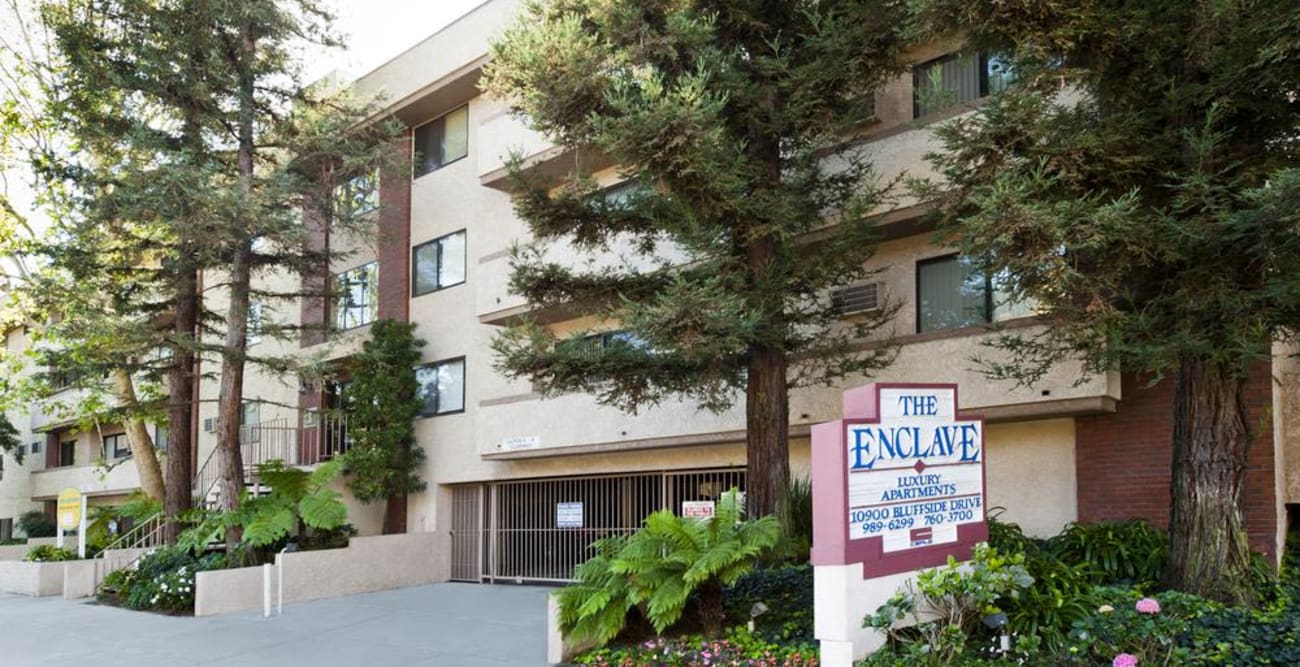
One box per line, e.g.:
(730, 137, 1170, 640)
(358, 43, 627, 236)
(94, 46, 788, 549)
(109, 368, 166, 501)
(383, 494, 408, 534)
(214, 16, 258, 550)
(164, 260, 198, 543)
(1165, 356, 1256, 606)
(746, 341, 789, 518)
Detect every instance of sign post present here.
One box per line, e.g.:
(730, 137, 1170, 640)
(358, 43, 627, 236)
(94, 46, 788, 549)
(811, 383, 987, 666)
(56, 487, 83, 552)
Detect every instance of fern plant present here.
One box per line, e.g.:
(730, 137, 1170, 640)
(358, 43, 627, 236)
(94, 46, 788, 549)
(178, 458, 348, 558)
(557, 489, 780, 647)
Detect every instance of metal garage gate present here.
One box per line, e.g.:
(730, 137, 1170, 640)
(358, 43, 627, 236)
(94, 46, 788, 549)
(449, 468, 746, 583)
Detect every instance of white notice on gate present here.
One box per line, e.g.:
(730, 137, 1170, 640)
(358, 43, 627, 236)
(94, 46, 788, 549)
(556, 501, 583, 528)
(681, 500, 715, 519)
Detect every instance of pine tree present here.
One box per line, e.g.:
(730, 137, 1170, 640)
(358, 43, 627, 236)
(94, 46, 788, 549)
(340, 319, 427, 534)
(484, 0, 907, 517)
(910, 0, 1300, 604)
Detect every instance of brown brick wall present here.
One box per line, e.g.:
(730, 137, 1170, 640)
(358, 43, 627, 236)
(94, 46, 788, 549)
(1075, 366, 1278, 560)
(377, 131, 413, 322)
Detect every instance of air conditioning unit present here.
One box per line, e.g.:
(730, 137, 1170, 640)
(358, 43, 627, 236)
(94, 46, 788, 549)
(831, 282, 881, 316)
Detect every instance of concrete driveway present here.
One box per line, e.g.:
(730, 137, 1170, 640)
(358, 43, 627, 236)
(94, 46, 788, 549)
(0, 583, 554, 666)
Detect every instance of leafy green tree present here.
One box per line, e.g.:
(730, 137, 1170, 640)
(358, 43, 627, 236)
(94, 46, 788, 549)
(0, 413, 21, 465)
(30, 0, 398, 542)
(557, 490, 780, 645)
(484, 0, 907, 517)
(340, 319, 427, 535)
(909, 0, 1300, 604)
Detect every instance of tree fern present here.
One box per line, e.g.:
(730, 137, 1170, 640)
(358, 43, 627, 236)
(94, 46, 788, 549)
(558, 489, 780, 646)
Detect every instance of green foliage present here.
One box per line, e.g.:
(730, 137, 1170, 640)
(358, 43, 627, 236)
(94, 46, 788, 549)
(0, 414, 22, 465)
(484, 0, 911, 516)
(24, 545, 76, 562)
(119, 545, 227, 613)
(722, 564, 814, 643)
(865, 544, 1035, 665)
(574, 628, 818, 667)
(769, 476, 813, 565)
(96, 567, 137, 605)
(340, 319, 427, 504)
(911, 0, 1300, 604)
(558, 490, 780, 647)
(17, 510, 55, 538)
(1048, 520, 1169, 586)
(177, 459, 348, 559)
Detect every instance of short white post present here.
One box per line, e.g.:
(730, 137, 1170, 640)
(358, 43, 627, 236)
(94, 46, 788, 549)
(277, 552, 284, 616)
(262, 564, 272, 618)
(77, 494, 88, 559)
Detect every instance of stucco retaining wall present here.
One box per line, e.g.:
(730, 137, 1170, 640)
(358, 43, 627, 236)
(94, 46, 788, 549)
(62, 560, 97, 599)
(0, 561, 67, 596)
(0, 537, 80, 561)
(194, 531, 449, 617)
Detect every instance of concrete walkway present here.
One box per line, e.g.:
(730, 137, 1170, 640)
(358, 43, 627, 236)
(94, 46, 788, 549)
(0, 583, 554, 666)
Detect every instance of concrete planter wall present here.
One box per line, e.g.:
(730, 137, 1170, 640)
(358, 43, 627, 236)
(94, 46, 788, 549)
(0, 561, 69, 596)
(0, 538, 80, 561)
(194, 531, 450, 617)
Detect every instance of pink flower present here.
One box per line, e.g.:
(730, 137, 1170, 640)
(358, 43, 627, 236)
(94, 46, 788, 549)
(1113, 654, 1138, 667)
(1136, 597, 1161, 614)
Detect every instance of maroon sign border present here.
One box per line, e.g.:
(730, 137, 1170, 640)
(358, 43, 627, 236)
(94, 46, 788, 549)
(811, 382, 988, 579)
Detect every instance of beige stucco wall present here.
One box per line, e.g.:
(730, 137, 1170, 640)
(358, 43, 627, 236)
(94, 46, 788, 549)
(0, 560, 67, 596)
(1277, 342, 1300, 506)
(194, 532, 449, 616)
(983, 419, 1078, 537)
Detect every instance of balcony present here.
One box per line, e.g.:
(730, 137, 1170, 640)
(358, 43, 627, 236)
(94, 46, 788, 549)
(31, 459, 142, 501)
(192, 415, 351, 504)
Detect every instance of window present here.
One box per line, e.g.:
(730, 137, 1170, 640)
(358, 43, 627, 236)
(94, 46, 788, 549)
(241, 402, 261, 443)
(334, 262, 378, 330)
(416, 358, 465, 417)
(247, 301, 265, 346)
(103, 433, 130, 460)
(30, 440, 40, 456)
(154, 425, 167, 452)
(412, 105, 469, 178)
(58, 440, 76, 467)
(916, 255, 1031, 333)
(913, 52, 1014, 118)
(412, 230, 467, 296)
(0, 455, 4, 481)
(333, 169, 379, 221)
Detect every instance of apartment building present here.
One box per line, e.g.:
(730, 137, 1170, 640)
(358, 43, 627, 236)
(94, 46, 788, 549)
(3, 0, 1298, 582)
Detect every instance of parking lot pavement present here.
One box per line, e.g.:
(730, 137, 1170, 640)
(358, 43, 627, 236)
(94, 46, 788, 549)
(0, 583, 555, 666)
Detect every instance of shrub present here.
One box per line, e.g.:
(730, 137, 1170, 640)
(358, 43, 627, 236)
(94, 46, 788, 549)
(558, 489, 781, 647)
(97, 567, 138, 605)
(122, 545, 228, 613)
(769, 476, 813, 564)
(1065, 588, 1200, 666)
(864, 544, 1036, 666)
(24, 545, 76, 562)
(575, 628, 818, 667)
(17, 510, 56, 538)
(723, 564, 814, 642)
(1047, 520, 1168, 586)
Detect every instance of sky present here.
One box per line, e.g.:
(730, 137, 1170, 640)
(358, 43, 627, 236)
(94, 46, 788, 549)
(310, 0, 487, 82)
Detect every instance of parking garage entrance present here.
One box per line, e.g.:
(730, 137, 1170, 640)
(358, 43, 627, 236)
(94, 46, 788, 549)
(449, 468, 746, 583)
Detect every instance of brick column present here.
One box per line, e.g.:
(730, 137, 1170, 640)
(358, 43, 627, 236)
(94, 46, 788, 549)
(377, 130, 413, 322)
(1075, 365, 1278, 560)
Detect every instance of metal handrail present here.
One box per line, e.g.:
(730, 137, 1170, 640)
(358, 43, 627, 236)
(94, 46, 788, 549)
(94, 511, 164, 558)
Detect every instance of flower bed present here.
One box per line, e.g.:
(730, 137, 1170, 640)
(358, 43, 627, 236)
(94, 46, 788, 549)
(575, 630, 818, 667)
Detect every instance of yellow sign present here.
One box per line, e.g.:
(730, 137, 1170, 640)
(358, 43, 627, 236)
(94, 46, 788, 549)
(57, 487, 82, 529)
